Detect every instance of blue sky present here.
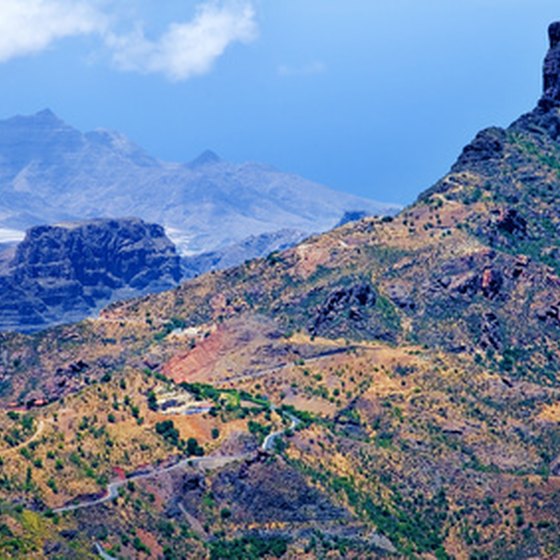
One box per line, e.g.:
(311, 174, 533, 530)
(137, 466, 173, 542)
(0, 0, 559, 204)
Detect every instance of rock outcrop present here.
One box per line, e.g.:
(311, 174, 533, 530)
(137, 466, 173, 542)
(0, 218, 181, 332)
(540, 21, 560, 109)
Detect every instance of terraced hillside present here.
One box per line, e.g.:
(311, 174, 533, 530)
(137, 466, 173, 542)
(1, 21, 560, 560)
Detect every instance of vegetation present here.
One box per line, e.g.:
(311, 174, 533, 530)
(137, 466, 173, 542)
(4, 64, 560, 558)
(155, 420, 181, 447)
(209, 535, 289, 560)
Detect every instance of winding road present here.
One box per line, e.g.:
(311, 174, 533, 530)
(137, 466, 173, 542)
(221, 347, 356, 385)
(54, 408, 300, 515)
(94, 543, 117, 560)
(262, 410, 300, 451)
(53, 455, 243, 514)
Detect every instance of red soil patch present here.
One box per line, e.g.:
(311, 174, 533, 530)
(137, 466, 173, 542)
(112, 466, 126, 480)
(162, 324, 231, 383)
(161, 316, 278, 385)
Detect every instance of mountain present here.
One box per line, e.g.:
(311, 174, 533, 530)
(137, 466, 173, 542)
(335, 209, 372, 227)
(1, 21, 560, 560)
(181, 228, 308, 278)
(0, 110, 399, 255)
(0, 218, 181, 333)
(0, 222, 306, 333)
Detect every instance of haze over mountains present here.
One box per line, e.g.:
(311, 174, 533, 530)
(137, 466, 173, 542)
(0, 110, 398, 255)
(0, 111, 398, 332)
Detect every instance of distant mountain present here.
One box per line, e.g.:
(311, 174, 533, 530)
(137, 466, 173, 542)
(335, 210, 372, 227)
(0, 218, 180, 332)
(0, 110, 399, 255)
(181, 228, 308, 278)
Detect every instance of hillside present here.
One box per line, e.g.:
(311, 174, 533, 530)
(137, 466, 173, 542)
(0, 111, 398, 256)
(1, 21, 560, 560)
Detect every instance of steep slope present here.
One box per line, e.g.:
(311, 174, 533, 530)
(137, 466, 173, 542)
(1, 22, 560, 560)
(0, 111, 398, 255)
(0, 218, 181, 333)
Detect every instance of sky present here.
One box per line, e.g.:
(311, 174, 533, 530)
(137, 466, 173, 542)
(0, 0, 560, 205)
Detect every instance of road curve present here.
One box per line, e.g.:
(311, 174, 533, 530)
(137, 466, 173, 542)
(55, 408, 300, 514)
(4, 419, 45, 456)
(94, 543, 117, 560)
(262, 411, 300, 452)
(54, 454, 246, 514)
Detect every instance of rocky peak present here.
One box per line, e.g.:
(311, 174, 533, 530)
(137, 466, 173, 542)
(0, 109, 83, 169)
(11, 218, 181, 287)
(33, 108, 61, 123)
(540, 21, 560, 109)
(3, 108, 66, 131)
(188, 149, 222, 169)
(549, 21, 560, 48)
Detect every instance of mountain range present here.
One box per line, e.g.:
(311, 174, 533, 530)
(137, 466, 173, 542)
(1, 20, 560, 560)
(0, 111, 398, 255)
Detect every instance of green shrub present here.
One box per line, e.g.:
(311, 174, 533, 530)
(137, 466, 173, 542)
(155, 420, 180, 447)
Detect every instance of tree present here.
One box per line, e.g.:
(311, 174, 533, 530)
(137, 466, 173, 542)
(147, 391, 158, 411)
(186, 437, 204, 457)
(155, 420, 180, 447)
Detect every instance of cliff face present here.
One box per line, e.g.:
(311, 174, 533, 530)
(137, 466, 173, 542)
(0, 218, 181, 332)
(416, 22, 560, 282)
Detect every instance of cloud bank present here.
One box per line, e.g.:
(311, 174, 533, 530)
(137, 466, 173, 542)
(0, 0, 258, 81)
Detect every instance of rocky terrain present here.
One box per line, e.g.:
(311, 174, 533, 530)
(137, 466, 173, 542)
(0, 223, 308, 333)
(0, 218, 181, 333)
(0, 112, 398, 256)
(1, 20, 560, 560)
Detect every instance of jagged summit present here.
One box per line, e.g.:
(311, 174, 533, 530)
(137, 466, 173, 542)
(0, 217, 181, 332)
(540, 21, 560, 109)
(6, 108, 65, 127)
(549, 21, 560, 47)
(424, 20, 560, 183)
(1, 108, 66, 130)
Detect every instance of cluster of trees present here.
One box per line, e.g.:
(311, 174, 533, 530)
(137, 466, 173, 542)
(3, 412, 34, 447)
(155, 420, 204, 457)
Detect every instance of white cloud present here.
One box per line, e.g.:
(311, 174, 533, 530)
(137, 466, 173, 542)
(0, 0, 107, 62)
(0, 0, 258, 82)
(106, 1, 258, 81)
(277, 61, 327, 77)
